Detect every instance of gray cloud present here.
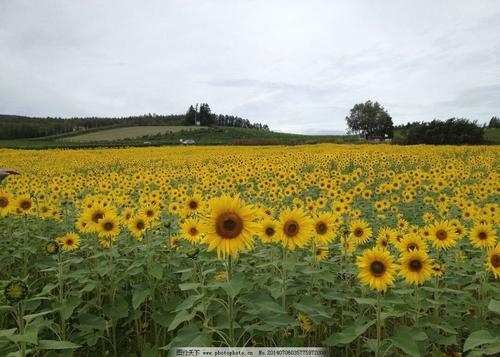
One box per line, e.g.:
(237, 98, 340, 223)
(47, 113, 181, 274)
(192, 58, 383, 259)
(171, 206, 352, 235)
(0, 0, 499, 133)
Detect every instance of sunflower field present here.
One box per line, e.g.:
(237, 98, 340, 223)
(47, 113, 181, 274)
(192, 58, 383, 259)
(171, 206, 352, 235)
(0, 144, 499, 356)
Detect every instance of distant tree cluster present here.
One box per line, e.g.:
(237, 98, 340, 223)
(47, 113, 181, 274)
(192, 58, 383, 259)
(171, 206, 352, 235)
(0, 104, 269, 139)
(399, 118, 484, 145)
(345, 101, 394, 138)
(183, 103, 269, 130)
(488, 116, 500, 128)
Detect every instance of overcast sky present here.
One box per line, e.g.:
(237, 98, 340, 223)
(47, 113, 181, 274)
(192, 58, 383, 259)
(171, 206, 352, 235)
(1, 1, 499, 134)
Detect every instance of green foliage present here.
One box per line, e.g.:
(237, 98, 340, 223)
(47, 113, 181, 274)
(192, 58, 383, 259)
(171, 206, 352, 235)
(399, 118, 484, 145)
(345, 101, 394, 138)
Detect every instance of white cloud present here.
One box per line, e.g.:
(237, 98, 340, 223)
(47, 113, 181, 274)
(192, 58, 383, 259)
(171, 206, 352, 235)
(0, 0, 499, 133)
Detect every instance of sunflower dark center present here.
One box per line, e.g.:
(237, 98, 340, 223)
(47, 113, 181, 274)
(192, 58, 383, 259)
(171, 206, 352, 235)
(92, 212, 104, 223)
(370, 261, 386, 277)
(436, 229, 447, 240)
(409, 259, 422, 272)
(284, 220, 299, 237)
(20, 201, 31, 210)
(265, 227, 275, 236)
(189, 201, 198, 209)
(136, 221, 145, 230)
(216, 212, 243, 239)
(316, 222, 327, 235)
(66, 238, 74, 246)
(478, 231, 487, 240)
(0, 197, 8, 208)
(381, 240, 388, 247)
(353, 228, 363, 238)
(407, 243, 417, 251)
(146, 210, 154, 217)
(189, 227, 198, 235)
(491, 254, 500, 268)
(104, 222, 114, 231)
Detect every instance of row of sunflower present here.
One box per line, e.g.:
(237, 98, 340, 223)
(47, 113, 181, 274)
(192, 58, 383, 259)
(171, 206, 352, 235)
(0, 144, 499, 356)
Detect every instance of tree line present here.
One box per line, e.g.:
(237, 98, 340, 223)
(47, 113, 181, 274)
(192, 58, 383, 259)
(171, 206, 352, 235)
(0, 105, 268, 139)
(346, 101, 497, 145)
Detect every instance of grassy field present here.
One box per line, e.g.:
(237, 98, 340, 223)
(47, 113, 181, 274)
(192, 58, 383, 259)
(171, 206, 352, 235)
(0, 127, 358, 149)
(59, 126, 205, 142)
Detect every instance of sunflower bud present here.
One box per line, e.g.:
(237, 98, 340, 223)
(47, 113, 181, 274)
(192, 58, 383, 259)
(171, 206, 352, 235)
(4, 280, 28, 303)
(46, 241, 59, 255)
(186, 247, 199, 259)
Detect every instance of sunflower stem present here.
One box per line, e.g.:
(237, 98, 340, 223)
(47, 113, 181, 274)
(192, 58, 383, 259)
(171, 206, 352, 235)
(57, 251, 66, 340)
(16, 302, 26, 357)
(376, 293, 382, 357)
(226, 255, 235, 346)
(414, 285, 419, 326)
(282, 247, 288, 311)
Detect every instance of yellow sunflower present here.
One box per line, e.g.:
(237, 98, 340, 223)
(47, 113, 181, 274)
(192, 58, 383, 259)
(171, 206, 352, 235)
(128, 214, 148, 240)
(258, 218, 279, 243)
(431, 263, 444, 277)
(297, 313, 312, 332)
(314, 247, 329, 262)
(0, 191, 12, 216)
(398, 250, 433, 285)
(469, 224, 496, 249)
(181, 217, 202, 243)
(58, 232, 81, 251)
(313, 212, 336, 245)
(428, 220, 459, 250)
(397, 234, 428, 253)
(98, 214, 121, 238)
(356, 247, 396, 292)
(349, 219, 373, 245)
(200, 195, 257, 259)
(16, 194, 33, 214)
(486, 244, 500, 279)
(278, 208, 313, 250)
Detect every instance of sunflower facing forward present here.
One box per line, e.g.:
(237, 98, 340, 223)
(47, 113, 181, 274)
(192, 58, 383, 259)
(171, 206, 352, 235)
(428, 220, 459, 250)
(469, 224, 496, 249)
(58, 232, 81, 251)
(356, 247, 396, 292)
(200, 195, 257, 259)
(349, 219, 373, 245)
(181, 217, 203, 243)
(486, 244, 500, 279)
(398, 250, 433, 285)
(278, 208, 313, 250)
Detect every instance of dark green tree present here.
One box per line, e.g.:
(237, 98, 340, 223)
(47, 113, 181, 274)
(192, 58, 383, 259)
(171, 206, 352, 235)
(184, 105, 197, 125)
(345, 101, 394, 138)
(488, 116, 500, 128)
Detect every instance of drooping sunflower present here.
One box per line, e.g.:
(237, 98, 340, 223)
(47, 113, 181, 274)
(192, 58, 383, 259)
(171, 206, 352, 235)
(278, 208, 313, 250)
(98, 214, 121, 238)
(486, 244, 500, 279)
(469, 224, 496, 249)
(200, 195, 257, 258)
(314, 247, 329, 262)
(428, 220, 459, 250)
(258, 218, 279, 243)
(349, 219, 373, 245)
(58, 232, 81, 251)
(297, 313, 312, 332)
(398, 250, 433, 285)
(0, 191, 12, 216)
(313, 212, 336, 245)
(181, 217, 202, 243)
(356, 247, 396, 292)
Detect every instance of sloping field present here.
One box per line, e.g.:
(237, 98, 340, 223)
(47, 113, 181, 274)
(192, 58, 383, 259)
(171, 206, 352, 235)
(60, 126, 205, 142)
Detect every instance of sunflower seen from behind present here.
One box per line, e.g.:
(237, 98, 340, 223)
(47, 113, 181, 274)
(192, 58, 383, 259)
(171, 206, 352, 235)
(278, 208, 313, 250)
(356, 247, 396, 293)
(200, 195, 257, 259)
